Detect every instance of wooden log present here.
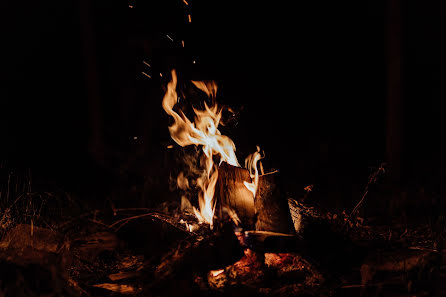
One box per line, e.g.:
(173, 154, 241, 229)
(243, 230, 306, 253)
(215, 162, 256, 228)
(207, 249, 266, 291)
(255, 171, 295, 234)
(216, 163, 294, 233)
(152, 221, 244, 287)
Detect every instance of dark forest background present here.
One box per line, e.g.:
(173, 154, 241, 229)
(1, 0, 446, 221)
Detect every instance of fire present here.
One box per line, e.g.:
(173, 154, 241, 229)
(243, 146, 264, 198)
(162, 70, 263, 228)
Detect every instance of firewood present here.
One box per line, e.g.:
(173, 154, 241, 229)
(207, 249, 267, 291)
(243, 230, 306, 253)
(216, 163, 294, 233)
(255, 171, 295, 233)
(108, 271, 140, 281)
(93, 283, 141, 294)
(152, 221, 243, 288)
(216, 162, 256, 227)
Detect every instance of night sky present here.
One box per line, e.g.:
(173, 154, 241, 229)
(1, 1, 446, 212)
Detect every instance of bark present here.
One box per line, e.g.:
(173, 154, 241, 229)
(255, 172, 295, 234)
(216, 162, 256, 228)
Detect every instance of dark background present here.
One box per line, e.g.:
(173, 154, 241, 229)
(1, 0, 445, 218)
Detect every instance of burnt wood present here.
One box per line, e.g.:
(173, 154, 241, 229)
(216, 163, 295, 233)
(215, 162, 256, 228)
(152, 222, 243, 287)
(244, 230, 306, 253)
(255, 172, 295, 234)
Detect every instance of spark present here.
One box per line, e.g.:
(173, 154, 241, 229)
(181, 40, 185, 48)
(167, 145, 174, 149)
(188, 14, 192, 23)
(183, 0, 189, 5)
(133, 136, 138, 140)
(160, 73, 163, 77)
(143, 61, 151, 67)
(141, 72, 151, 79)
(192, 60, 196, 64)
(128, 5, 133, 8)
(166, 34, 174, 42)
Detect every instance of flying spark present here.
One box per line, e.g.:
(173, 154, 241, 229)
(143, 61, 151, 67)
(142, 72, 151, 79)
(166, 34, 174, 42)
(183, 0, 189, 5)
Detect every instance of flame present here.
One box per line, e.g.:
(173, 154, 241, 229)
(243, 146, 264, 198)
(162, 71, 239, 167)
(210, 269, 224, 277)
(163, 70, 269, 228)
(162, 70, 240, 228)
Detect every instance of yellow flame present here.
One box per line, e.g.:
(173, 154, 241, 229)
(243, 146, 263, 198)
(162, 70, 240, 228)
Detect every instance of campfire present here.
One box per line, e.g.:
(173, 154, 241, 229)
(0, 68, 443, 297)
(3, 0, 446, 295)
(161, 69, 290, 233)
(153, 70, 331, 295)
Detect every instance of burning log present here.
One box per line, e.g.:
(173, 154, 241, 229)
(216, 162, 256, 227)
(244, 231, 306, 253)
(207, 249, 267, 291)
(216, 163, 295, 234)
(151, 221, 244, 289)
(255, 171, 295, 233)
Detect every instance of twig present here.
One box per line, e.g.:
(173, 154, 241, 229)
(110, 211, 193, 234)
(349, 163, 387, 218)
(110, 213, 156, 228)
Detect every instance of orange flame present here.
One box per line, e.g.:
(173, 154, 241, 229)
(163, 70, 267, 228)
(243, 146, 264, 198)
(162, 70, 240, 228)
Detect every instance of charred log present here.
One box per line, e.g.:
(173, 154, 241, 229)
(216, 163, 294, 233)
(216, 162, 256, 228)
(151, 221, 244, 289)
(255, 171, 295, 233)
